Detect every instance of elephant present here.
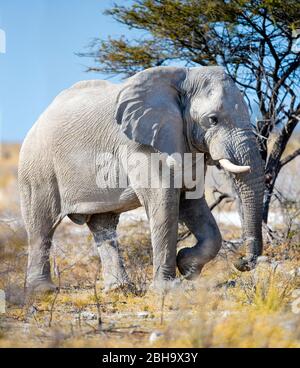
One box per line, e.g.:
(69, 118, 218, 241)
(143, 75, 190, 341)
(18, 66, 265, 293)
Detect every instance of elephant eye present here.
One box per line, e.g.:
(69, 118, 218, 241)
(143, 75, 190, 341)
(209, 115, 218, 126)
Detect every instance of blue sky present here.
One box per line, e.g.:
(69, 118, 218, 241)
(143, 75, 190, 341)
(0, 0, 140, 141)
(1, 1, 290, 142)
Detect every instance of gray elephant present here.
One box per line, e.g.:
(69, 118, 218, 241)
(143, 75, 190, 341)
(18, 66, 265, 293)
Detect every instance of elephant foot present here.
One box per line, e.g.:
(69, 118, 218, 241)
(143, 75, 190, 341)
(176, 247, 203, 280)
(26, 280, 58, 295)
(150, 278, 182, 293)
(103, 281, 135, 295)
(234, 255, 257, 272)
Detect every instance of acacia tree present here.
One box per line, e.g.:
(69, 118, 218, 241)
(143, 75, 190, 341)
(80, 0, 300, 223)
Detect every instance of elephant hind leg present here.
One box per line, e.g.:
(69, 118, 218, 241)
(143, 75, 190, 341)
(20, 182, 62, 293)
(87, 213, 132, 292)
(26, 230, 59, 293)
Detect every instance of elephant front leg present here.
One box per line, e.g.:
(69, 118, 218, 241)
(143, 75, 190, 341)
(177, 196, 222, 279)
(141, 188, 180, 288)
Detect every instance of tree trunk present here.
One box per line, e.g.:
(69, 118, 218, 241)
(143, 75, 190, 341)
(262, 116, 299, 223)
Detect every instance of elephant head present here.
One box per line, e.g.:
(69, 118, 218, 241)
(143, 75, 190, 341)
(115, 66, 265, 274)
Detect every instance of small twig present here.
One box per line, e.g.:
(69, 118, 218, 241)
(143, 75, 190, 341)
(177, 230, 192, 242)
(222, 239, 243, 251)
(160, 291, 166, 325)
(262, 222, 283, 243)
(78, 310, 82, 331)
(210, 192, 235, 211)
(48, 269, 61, 328)
(279, 148, 300, 169)
(93, 260, 102, 330)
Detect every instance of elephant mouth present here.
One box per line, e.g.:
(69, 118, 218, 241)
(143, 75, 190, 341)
(192, 144, 251, 174)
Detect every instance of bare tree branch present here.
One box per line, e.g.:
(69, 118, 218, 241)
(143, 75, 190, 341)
(279, 148, 300, 168)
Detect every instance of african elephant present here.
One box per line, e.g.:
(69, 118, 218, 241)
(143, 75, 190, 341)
(18, 66, 265, 293)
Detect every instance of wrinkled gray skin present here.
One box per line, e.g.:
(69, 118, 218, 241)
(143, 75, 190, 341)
(19, 66, 265, 293)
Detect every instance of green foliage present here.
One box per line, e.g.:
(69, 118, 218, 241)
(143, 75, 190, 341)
(84, 0, 300, 78)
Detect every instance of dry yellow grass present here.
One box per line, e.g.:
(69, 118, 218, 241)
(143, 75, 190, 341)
(0, 143, 299, 348)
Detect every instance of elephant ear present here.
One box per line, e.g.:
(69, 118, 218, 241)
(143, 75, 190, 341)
(115, 67, 187, 155)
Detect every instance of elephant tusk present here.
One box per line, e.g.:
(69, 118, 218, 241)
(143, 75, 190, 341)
(219, 158, 251, 174)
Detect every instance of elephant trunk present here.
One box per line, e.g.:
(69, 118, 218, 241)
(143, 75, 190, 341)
(231, 154, 265, 270)
(177, 128, 265, 278)
(224, 129, 265, 270)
